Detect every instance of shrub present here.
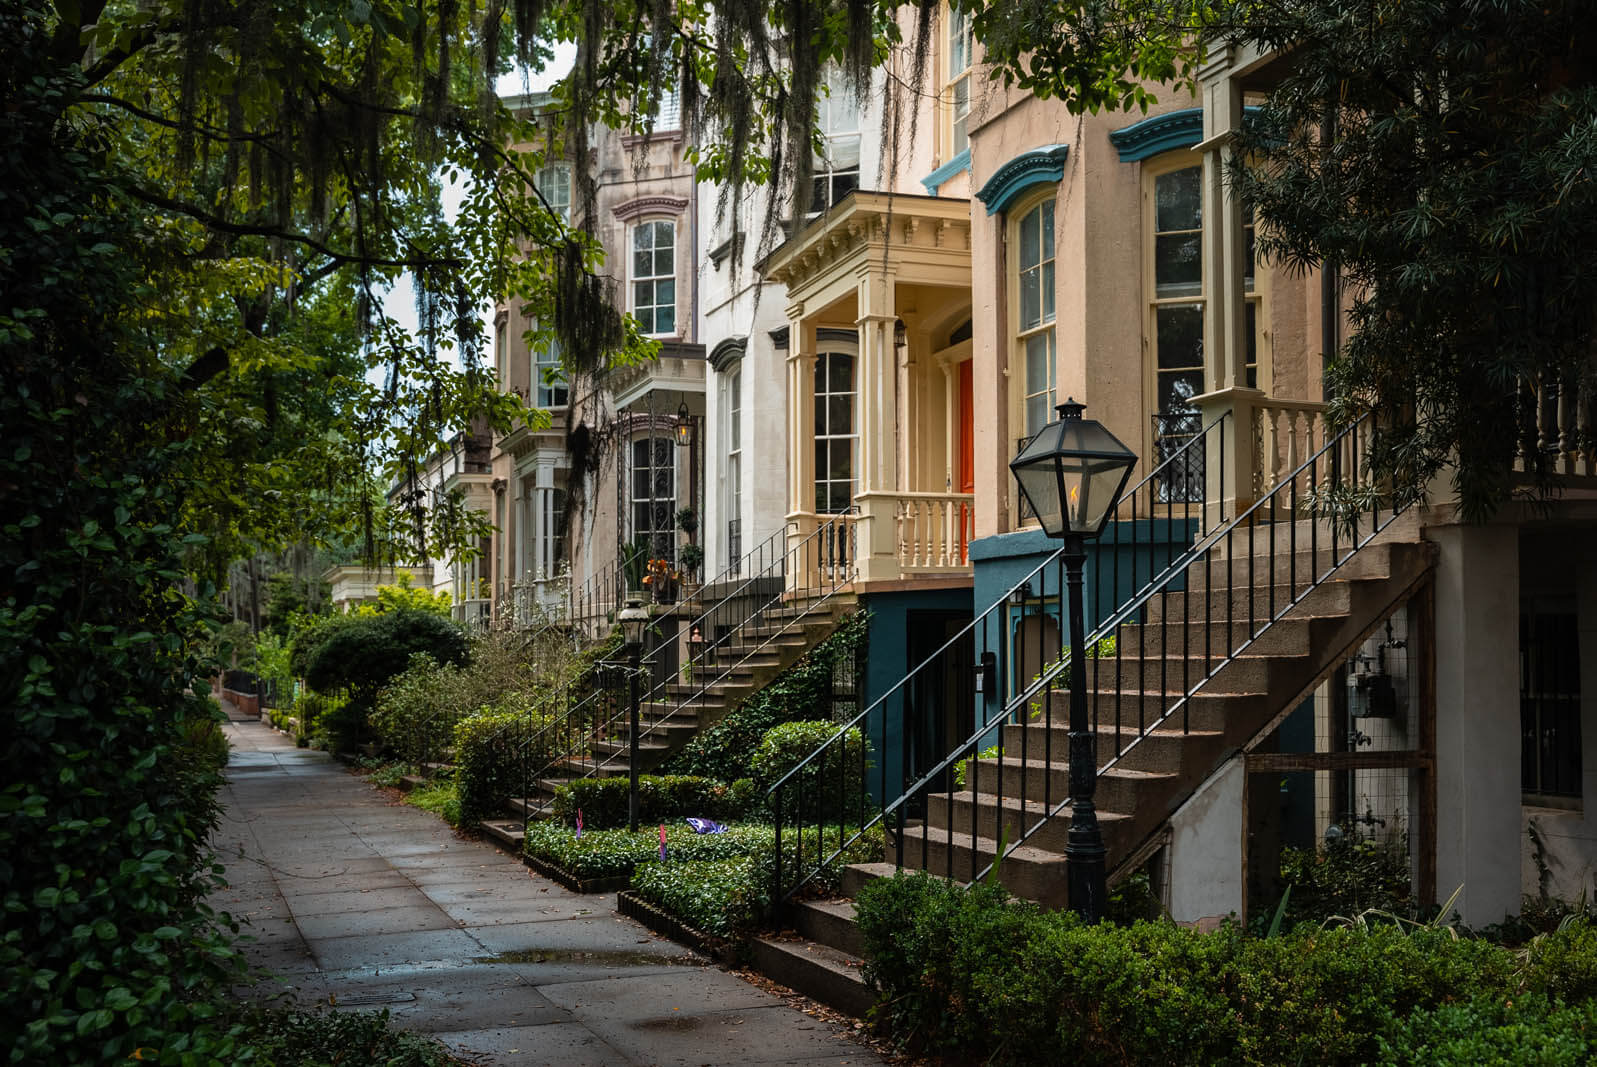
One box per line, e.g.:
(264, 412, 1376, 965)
(525, 822, 776, 879)
(631, 856, 765, 936)
(550, 774, 757, 829)
(453, 701, 553, 827)
(1377, 994, 1597, 1066)
(403, 779, 461, 826)
(237, 1004, 458, 1065)
(1274, 835, 1414, 926)
(302, 609, 468, 748)
(662, 611, 869, 782)
(1522, 917, 1597, 1004)
(853, 871, 1538, 1067)
(751, 720, 870, 823)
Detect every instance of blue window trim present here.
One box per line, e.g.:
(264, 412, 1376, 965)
(920, 149, 972, 195)
(973, 144, 1069, 216)
(1108, 106, 1262, 163)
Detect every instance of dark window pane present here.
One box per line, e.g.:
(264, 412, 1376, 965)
(1156, 305, 1204, 370)
(828, 396, 852, 435)
(1155, 234, 1202, 296)
(1157, 370, 1204, 412)
(1155, 167, 1201, 232)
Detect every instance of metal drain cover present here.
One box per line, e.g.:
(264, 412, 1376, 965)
(332, 991, 416, 1006)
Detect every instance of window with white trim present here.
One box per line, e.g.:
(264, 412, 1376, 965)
(1015, 196, 1057, 440)
(536, 164, 571, 223)
(814, 350, 856, 514)
(813, 67, 861, 211)
(1147, 160, 1259, 474)
(632, 436, 676, 562)
(724, 366, 743, 569)
(533, 334, 567, 408)
(631, 220, 676, 336)
(945, 4, 973, 159)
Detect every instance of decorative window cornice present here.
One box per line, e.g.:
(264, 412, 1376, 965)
(921, 149, 972, 196)
(708, 336, 746, 371)
(1108, 106, 1262, 162)
(612, 195, 689, 223)
(974, 145, 1069, 216)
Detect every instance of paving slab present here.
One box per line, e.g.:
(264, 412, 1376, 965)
(214, 712, 886, 1066)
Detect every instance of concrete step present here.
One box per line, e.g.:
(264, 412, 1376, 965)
(480, 819, 525, 851)
(1180, 538, 1402, 592)
(918, 789, 1133, 855)
(999, 721, 1226, 774)
(1026, 688, 1270, 734)
(889, 826, 1068, 907)
(840, 862, 900, 899)
(1144, 572, 1361, 626)
(747, 936, 875, 1019)
(791, 899, 865, 958)
(963, 758, 1176, 814)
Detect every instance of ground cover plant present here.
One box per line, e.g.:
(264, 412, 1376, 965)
(854, 871, 1597, 1066)
(524, 822, 776, 879)
(550, 774, 758, 830)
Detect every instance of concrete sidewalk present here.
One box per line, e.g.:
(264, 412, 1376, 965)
(214, 712, 884, 1066)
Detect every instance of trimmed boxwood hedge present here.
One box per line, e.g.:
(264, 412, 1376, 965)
(523, 822, 775, 879)
(630, 856, 765, 937)
(454, 704, 553, 827)
(549, 774, 758, 829)
(854, 871, 1597, 1066)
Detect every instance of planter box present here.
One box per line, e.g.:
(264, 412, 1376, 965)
(522, 851, 634, 895)
(616, 889, 734, 962)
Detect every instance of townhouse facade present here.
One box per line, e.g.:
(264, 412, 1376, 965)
(397, 10, 1597, 929)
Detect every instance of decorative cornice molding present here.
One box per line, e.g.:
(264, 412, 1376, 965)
(921, 149, 972, 196)
(768, 325, 790, 350)
(817, 327, 858, 345)
(1108, 106, 1262, 162)
(974, 145, 1069, 216)
(612, 194, 689, 223)
(707, 336, 747, 371)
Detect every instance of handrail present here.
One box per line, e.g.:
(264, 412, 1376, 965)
(768, 413, 1231, 903)
(578, 512, 857, 778)
(503, 523, 793, 815)
(964, 410, 1402, 882)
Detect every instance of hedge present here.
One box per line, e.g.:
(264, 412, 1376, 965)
(854, 872, 1597, 1066)
(524, 822, 775, 879)
(751, 720, 870, 823)
(550, 774, 758, 829)
(454, 703, 553, 827)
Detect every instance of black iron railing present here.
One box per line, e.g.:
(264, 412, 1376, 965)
(500, 523, 798, 815)
(768, 415, 1230, 902)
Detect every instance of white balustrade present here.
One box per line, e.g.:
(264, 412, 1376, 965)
(1252, 399, 1328, 496)
(1517, 372, 1597, 478)
(892, 492, 975, 572)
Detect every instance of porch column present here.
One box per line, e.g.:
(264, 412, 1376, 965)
(1192, 49, 1263, 527)
(855, 265, 902, 583)
(785, 307, 817, 566)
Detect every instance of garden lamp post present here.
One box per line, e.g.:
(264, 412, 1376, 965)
(618, 598, 651, 832)
(1009, 399, 1137, 922)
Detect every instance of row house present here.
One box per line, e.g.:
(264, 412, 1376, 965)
(425, 10, 1596, 930)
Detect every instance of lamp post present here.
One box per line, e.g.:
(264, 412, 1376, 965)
(1009, 399, 1137, 922)
(617, 598, 651, 832)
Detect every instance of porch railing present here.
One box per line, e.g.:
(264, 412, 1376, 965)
(768, 414, 1231, 903)
(1253, 398, 1328, 496)
(1517, 370, 1596, 477)
(893, 492, 974, 571)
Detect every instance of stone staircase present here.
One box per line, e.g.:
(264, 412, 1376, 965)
(752, 517, 1436, 1015)
(479, 593, 856, 851)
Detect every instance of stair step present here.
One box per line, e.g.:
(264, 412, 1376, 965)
(919, 790, 1133, 854)
(1145, 574, 1360, 625)
(747, 936, 875, 1019)
(480, 819, 526, 850)
(791, 899, 865, 958)
(1181, 539, 1400, 591)
(997, 721, 1226, 774)
(963, 758, 1176, 813)
(890, 826, 1068, 907)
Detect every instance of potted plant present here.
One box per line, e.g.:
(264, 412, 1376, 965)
(641, 557, 680, 605)
(675, 507, 698, 537)
(678, 543, 704, 582)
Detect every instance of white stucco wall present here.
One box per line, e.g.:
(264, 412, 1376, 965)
(1168, 756, 1245, 924)
(1430, 520, 1523, 926)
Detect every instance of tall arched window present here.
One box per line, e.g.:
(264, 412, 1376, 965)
(632, 220, 676, 336)
(814, 350, 856, 514)
(632, 436, 676, 561)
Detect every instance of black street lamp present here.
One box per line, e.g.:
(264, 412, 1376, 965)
(1009, 398, 1137, 922)
(617, 598, 651, 832)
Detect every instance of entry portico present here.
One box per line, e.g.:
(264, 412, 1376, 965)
(763, 191, 976, 587)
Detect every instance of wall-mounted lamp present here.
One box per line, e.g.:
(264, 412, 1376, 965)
(894, 319, 907, 359)
(675, 400, 692, 447)
(1008, 578, 1033, 608)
